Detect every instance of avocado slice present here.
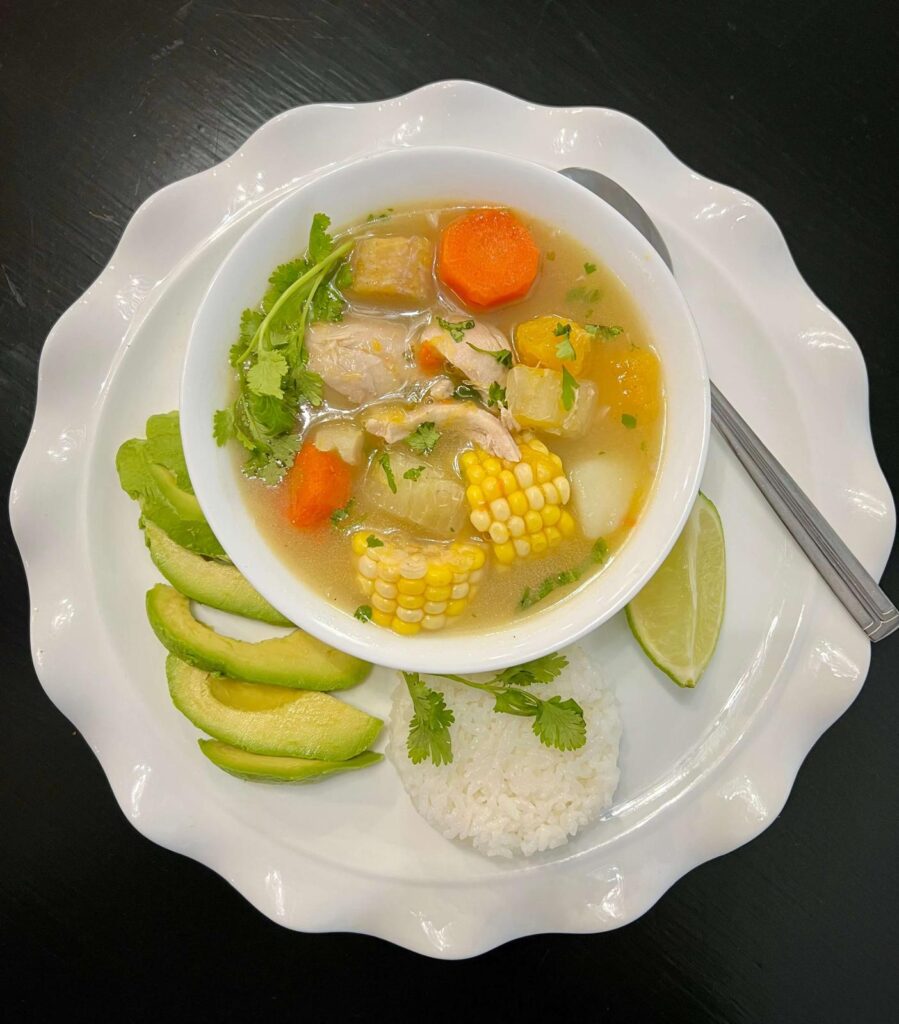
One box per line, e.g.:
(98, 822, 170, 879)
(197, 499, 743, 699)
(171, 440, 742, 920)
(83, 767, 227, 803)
(167, 656, 381, 760)
(147, 584, 369, 690)
(143, 521, 291, 627)
(198, 738, 383, 784)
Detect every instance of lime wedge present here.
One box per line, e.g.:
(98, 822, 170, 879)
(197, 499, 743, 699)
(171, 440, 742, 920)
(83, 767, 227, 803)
(626, 492, 725, 688)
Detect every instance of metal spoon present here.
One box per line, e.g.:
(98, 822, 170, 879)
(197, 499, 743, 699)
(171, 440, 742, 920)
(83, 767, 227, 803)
(560, 166, 897, 641)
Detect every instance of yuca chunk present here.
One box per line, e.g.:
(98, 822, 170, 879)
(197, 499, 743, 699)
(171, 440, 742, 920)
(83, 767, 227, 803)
(352, 235, 433, 304)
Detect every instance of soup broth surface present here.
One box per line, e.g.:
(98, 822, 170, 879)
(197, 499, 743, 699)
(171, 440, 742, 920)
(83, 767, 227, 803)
(238, 203, 665, 634)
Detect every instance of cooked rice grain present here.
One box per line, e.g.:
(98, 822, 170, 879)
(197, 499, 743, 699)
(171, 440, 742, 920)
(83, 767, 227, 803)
(387, 646, 620, 857)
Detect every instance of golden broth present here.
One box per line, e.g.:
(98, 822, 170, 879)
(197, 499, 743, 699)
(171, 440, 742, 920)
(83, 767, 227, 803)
(238, 204, 664, 632)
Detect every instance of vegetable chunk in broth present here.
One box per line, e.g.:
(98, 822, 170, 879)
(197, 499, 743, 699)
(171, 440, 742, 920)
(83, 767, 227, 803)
(219, 203, 664, 636)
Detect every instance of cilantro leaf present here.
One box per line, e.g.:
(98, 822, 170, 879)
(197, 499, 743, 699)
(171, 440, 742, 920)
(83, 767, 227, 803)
(366, 208, 394, 222)
(590, 537, 609, 564)
(268, 259, 309, 295)
(403, 466, 426, 481)
(467, 343, 513, 368)
(213, 408, 234, 447)
(311, 281, 346, 323)
(585, 323, 623, 340)
(330, 499, 355, 528)
(406, 422, 440, 455)
(404, 672, 454, 766)
(621, 413, 637, 429)
(335, 262, 354, 290)
(487, 381, 507, 408)
(491, 688, 540, 716)
(246, 350, 288, 399)
(293, 367, 324, 407)
(378, 452, 397, 493)
(561, 367, 579, 411)
(494, 653, 569, 687)
(553, 322, 571, 337)
(354, 604, 373, 623)
(532, 696, 586, 750)
(437, 316, 475, 343)
(555, 336, 576, 361)
(308, 213, 334, 263)
(230, 309, 265, 366)
(584, 261, 597, 274)
(365, 534, 384, 548)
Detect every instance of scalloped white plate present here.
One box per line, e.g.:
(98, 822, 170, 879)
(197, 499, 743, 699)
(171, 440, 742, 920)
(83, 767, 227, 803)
(11, 82, 894, 958)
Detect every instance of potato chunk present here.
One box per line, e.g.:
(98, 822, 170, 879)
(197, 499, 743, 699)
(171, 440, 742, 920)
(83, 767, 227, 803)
(351, 235, 433, 304)
(505, 365, 597, 437)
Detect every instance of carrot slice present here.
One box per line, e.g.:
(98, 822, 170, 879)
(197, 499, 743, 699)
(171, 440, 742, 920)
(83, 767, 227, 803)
(285, 442, 352, 528)
(416, 340, 445, 373)
(438, 209, 540, 309)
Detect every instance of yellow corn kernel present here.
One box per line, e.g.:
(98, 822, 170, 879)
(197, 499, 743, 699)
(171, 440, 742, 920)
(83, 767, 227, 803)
(372, 593, 395, 614)
(395, 606, 424, 624)
(467, 463, 486, 484)
(489, 497, 511, 522)
(357, 575, 374, 596)
(378, 564, 400, 583)
(397, 593, 425, 610)
(507, 515, 526, 538)
(424, 585, 452, 603)
(525, 510, 543, 534)
(531, 531, 548, 554)
(508, 490, 529, 517)
(460, 450, 479, 469)
(542, 482, 560, 505)
(397, 577, 426, 596)
(546, 526, 562, 546)
(424, 600, 448, 615)
(466, 484, 486, 508)
(489, 522, 510, 545)
(470, 508, 491, 532)
(526, 485, 545, 511)
(483, 457, 502, 476)
(499, 469, 518, 495)
(426, 564, 453, 587)
(513, 538, 532, 558)
(351, 532, 370, 556)
(535, 461, 553, 484)
(451, 582, 470, 599)
(549, 453, 563, 469)
(559, 510, 576, 537)
(542, 504, 561, 527)
(447, 599, 468, 616)
(494, 541, 516, 564)
(469, 546, 487, 570)
(422, 614, 446, 631)
(374, 579, 398, 599)
(391, 617, 421, 636)
(372, 608, 393, 627)
(482, 476, 501, 502)
(513, 461, 534, 488)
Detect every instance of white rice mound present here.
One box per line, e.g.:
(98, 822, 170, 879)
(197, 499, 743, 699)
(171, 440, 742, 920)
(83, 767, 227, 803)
(387, 646, 621, 858)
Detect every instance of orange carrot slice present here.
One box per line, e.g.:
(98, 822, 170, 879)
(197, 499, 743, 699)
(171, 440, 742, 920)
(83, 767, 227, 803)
(416, 340, 445, 373)
(438, 209, 540, 309)
(285, 442, 352, 528)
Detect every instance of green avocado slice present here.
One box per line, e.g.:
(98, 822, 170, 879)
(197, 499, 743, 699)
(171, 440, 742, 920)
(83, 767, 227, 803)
(147, 585, 370, 690)
(143, 521, 291, 626)
(198, 738, 383, 784)
(167, 656, 381, 760)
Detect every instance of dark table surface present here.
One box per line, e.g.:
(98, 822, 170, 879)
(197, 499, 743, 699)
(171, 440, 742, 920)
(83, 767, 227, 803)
(2, 1, 897, 1020)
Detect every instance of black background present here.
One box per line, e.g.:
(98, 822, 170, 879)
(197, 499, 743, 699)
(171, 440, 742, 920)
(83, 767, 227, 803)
(2, 1, 897, 1020)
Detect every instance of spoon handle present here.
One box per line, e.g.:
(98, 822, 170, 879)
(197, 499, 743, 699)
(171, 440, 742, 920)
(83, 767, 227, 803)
(710, 381, 897, 640)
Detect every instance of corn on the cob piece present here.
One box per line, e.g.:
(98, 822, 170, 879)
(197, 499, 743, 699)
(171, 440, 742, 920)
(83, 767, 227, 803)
(460, 435, 575, 564)
(351, 532, 486, 635)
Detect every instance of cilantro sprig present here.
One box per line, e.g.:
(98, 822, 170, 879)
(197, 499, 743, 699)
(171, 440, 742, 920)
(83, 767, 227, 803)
(213, 213, 354, 484)
(467, 342, 513, 368)
(436, 316, 475, 342)
(561, 366, 579, 411)
(402, 653, 586, 765)
(406, 421, 440, 455)
(519, 538, 609, 610)
(585, 323, 623, 340)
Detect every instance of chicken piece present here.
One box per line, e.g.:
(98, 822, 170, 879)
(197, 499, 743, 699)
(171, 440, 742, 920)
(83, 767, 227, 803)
(419, 317, 512, 391)
(351, 235, 433, 304)
(305, 315, 412, 405)
(365, 401, 520, 462)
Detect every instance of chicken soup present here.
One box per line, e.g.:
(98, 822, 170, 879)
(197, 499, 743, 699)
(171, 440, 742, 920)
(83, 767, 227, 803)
(215, 204, 664, 636)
